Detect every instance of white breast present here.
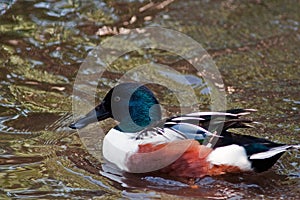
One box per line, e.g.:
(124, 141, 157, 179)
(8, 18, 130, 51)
(102, 129, 137, 171)
(103, 129, 253, 173)
(102, 128, 174, 172)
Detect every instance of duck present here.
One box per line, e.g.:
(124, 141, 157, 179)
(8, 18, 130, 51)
(69, 82, 299, 178)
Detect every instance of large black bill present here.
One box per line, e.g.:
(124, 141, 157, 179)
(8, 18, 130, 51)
(69, 102, 111, 129)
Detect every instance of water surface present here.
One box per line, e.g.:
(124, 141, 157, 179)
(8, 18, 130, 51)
(0, 0, 299, 199)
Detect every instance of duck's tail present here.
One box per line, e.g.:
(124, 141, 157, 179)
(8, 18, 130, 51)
(248, 144, 300, 172)
(250, 145, 299, 160)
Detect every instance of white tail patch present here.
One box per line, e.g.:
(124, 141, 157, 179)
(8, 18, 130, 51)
(250, 145, 300, 160)
(207, 144, 252, 171)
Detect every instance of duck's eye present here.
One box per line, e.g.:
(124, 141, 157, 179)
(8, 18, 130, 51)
(114, 96, 121, 102)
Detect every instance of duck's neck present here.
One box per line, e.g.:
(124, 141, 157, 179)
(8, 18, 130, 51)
(116, 104, 162, 133)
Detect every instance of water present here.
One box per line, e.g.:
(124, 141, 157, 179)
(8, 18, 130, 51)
(0, 0, 299, 199)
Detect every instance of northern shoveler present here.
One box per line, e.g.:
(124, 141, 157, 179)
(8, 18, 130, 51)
(69, 82, 299, 178)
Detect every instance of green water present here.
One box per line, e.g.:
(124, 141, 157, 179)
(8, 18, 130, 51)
(0, 0, 299, 199)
